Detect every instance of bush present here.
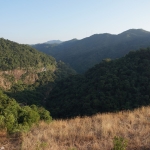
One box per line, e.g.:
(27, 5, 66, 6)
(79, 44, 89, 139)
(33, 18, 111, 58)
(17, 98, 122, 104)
(18, 106, 40, 127)
(112, 136, 128, 150)
(37, 107, 52, 122)
(0, 91, 52, 133)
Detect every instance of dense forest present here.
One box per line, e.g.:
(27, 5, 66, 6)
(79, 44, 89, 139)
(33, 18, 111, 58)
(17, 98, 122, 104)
(45, 47, 150, 118)
(0, 38, 76, 118)
(0, 38, 56, 71)
(6, 61, 76, 106)
(32, 29, 150, 73)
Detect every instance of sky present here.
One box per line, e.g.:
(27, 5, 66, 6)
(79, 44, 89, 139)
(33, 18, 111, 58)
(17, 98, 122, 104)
(1, 0, 150, 44)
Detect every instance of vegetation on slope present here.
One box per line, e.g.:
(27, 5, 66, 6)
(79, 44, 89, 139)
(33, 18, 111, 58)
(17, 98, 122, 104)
(0, 38, 56, 89)
(32, 29, 150, 73)
(0, 38, 56, 71)
(6, 61, 76, 106)
(0, 90, 52, 133)
(1, 106, 150, 150)
(46, 47, 150, 118)
(0, 38, 76, 106)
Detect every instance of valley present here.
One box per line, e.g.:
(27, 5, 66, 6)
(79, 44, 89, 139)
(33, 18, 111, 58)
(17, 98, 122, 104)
(1, 29, 150, 149)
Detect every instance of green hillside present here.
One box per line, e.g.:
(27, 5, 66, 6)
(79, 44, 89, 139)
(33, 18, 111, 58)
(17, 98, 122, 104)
(6, 60, 76, 106)
(0, 38, 76, 107)
(32, 29, 150, 73)
(46, 47, 150, 118)
(0, 38, 56, 71)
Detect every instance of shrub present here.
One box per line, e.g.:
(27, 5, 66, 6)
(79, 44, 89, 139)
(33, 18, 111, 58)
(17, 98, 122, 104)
(0, 91, 52, 133)
(112, 136, 128, 150)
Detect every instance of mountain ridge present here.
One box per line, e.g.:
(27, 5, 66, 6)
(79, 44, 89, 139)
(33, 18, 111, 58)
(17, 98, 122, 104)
(45, 40, 63, 44)
(32, 29, 150, 73)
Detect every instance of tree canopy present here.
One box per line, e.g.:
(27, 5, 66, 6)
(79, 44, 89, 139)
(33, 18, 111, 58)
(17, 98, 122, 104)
(46, 47, 150, 118)
(0, 90, 52, 133)
(0, 38, 55, 71)
(0, 38, 76, 112)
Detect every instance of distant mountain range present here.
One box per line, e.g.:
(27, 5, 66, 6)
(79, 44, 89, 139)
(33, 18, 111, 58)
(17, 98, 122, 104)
(32, 29, 150, 73)
(45, 40, 63, 44)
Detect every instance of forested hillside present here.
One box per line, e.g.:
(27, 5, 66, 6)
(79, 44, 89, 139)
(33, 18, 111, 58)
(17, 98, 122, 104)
(0, 38, 56, 71)
(0, 38, 76, 107)
(46, 47, 150, 118)
(32, 29, 150, 73)
(6, 60, 76, 106)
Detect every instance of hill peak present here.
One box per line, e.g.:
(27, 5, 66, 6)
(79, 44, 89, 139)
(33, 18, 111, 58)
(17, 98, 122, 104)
(118, 29, 150, 36)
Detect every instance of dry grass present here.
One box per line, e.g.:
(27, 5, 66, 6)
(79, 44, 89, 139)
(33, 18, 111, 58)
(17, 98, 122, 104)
(1, 106, 150, 150)
(0, 129, 22, 150)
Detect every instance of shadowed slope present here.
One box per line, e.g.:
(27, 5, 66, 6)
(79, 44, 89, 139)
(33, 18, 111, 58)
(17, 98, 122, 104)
(46, 48, 150, 118)
(33, 29, 150, 73)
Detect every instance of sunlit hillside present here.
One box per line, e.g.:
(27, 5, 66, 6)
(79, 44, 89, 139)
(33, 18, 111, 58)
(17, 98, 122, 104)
(1, 106, 150, 150)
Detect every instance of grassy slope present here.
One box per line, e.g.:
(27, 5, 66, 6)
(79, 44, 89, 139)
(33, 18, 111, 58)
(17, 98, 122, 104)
(1, 106, 150, 150)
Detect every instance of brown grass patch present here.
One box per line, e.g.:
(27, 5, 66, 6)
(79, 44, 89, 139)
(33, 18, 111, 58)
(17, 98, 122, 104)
(0, 130, 22, 150)
(1, 106, 150, 149)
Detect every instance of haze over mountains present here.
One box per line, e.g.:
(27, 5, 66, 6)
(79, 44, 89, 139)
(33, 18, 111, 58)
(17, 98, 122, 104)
(44, 40, 63, 44)
(32, 29, 150, 73)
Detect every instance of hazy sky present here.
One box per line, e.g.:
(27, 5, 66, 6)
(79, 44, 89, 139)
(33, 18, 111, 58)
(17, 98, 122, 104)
(1, 0, 150, 44)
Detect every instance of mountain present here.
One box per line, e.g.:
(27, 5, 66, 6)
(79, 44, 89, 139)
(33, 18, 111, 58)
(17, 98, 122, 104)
(0, 38, 78, 133)
(32, 38, 78, 55)
(46, 47, 150, 118)
(0, 38, 76, 106)
(32, 29, 150, 73)
(45, 40, 63, 44)
(0, 38, 57, 70)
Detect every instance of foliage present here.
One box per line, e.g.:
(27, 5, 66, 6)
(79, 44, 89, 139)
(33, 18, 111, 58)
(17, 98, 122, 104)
(0, 90, 52, 133)
(46, 48, 150, 118)
(0, 38, 56, 71)
(37, 106, 52, 122)
(32, 29, 150, 73)
(112, 136, 127, 150)
(2, 74, 15, 83)
(6, 60, 76, 106)
(35, 142, 48, 150)
(0, 37, 76, 107)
